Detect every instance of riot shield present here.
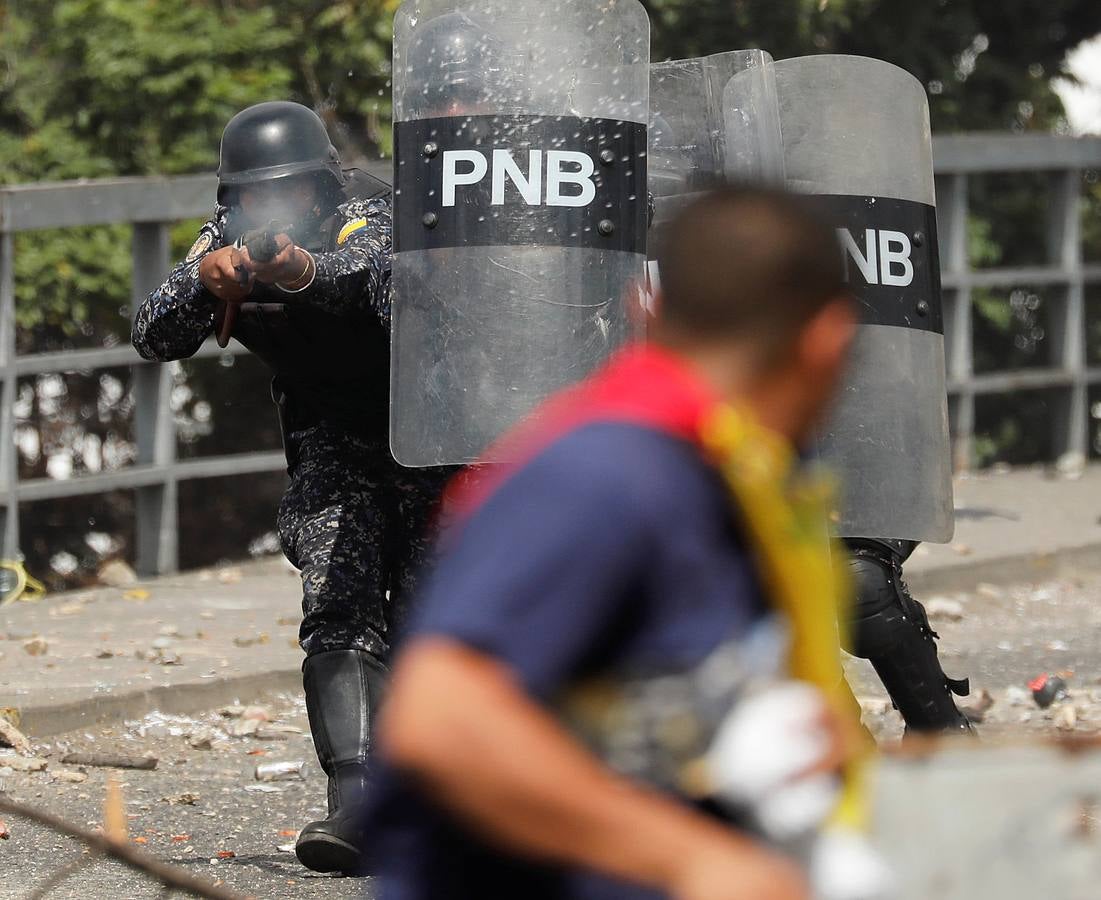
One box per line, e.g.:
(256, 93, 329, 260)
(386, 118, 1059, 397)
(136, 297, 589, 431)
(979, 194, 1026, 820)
(390, 0, 650, 466)
(774, 55, 953, 543)
(649, 51, 784, 237)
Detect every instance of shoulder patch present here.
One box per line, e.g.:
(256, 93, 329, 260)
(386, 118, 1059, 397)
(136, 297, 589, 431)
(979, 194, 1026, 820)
(185, 231, 213, 262)
(337, 217, 369, 245)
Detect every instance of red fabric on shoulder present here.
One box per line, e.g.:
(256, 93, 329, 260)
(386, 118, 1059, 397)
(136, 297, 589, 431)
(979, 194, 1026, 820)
(445, 345, 718, 521)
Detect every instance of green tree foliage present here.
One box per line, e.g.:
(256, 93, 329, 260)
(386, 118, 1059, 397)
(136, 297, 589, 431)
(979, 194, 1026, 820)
(643, 0, 1099, 131)
(0, 0, 398, 581)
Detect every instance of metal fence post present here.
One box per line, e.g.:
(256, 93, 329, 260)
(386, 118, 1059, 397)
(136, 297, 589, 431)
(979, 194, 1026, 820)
(939, 172, 975, 471)
(131, 223, 177, 575)
(0, 232, 18, 557)
(1046, 169, 1086, 460)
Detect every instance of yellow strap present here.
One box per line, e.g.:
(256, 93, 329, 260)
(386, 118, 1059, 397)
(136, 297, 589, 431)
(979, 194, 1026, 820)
(699, 404, 871, 832)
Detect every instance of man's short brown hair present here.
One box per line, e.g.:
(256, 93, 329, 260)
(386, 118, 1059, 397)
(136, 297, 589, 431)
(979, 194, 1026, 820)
(656, 185, 849, 362)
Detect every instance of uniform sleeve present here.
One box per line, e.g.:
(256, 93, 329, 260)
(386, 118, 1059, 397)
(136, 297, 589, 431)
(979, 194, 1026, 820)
(410, 442, 656, 699)
(131, 212, 223, 362)
(296, 196, 392, 326)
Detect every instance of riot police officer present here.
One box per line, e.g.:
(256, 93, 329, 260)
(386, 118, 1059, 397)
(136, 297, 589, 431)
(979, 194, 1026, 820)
(132, 101, 451, 873)
(649, 52, 972, 736)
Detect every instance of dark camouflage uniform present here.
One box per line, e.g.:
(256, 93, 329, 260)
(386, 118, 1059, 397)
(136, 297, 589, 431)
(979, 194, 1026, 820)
(133, 185, 451, 661)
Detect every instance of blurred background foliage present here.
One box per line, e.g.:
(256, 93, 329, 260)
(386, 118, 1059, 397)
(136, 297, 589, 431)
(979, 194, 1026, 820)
(0, 0, 1098, 584)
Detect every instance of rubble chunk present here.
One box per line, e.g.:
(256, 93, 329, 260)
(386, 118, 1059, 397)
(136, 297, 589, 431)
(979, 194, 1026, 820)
(98, 560, 138, 588)
(22, 637, 48, 656)
(0, 755, 47, 772)
(0, 718, 31, 754)
(926, 598, 965, 623)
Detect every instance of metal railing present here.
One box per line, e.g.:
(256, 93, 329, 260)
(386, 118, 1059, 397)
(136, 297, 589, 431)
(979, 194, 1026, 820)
(0, 163, 387, 575)
(933, 133, 1101, 470)
(0, 139, 1098, 574)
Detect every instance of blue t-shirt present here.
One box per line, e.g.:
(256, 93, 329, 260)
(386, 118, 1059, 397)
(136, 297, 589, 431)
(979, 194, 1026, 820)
(367, 422, 776, 900)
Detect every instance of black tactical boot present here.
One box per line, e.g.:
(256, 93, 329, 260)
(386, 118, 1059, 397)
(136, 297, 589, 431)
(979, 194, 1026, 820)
(846, 539, 973, 734)
(295, 649, 387, 874)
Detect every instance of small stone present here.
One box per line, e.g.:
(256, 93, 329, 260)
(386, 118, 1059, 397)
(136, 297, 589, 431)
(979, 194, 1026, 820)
(0, 718, 31, 754)
(52, 769, 88, 784)
(217, 706, 246, 718)
(1055, 703, 1078, 730)
(1055, 451, 1086, 480)
(0, 755, 48, 772)
(217, 568, 243, 585)
(926, 598, 965, 623)
(241, 706, 271, 722)
(161, 792, 200, 805)
(151, 637, 174, 650)
(158, 625, 180, 637)
(22, 637, 48, 656)
(227, 719, 261, 738)
(1047, 640, 1070, 652)
(959, 689, 995, 724)
(95, 649, 114, 659)
(199, 611, 216, 620)
(858, 697, 892, 717)
(975, 583, 1001, 600)
(188, 729, 217, 751)
(98, 560, 138, 588)
(951, 543, 973, 556)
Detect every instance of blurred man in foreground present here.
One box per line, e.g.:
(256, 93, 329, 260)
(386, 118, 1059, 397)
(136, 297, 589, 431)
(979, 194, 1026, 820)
(367, 186, 866, 900)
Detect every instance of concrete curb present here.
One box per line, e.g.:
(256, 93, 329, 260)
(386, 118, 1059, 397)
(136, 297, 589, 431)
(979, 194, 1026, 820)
(907, 541, 1101, 596)
(17, 544, 1101, 738)
(20, 668, 302, 738)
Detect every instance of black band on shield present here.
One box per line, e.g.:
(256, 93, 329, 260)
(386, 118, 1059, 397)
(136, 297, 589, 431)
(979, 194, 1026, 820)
(810, 194, 943, 335)
(394, 115, 648, 254)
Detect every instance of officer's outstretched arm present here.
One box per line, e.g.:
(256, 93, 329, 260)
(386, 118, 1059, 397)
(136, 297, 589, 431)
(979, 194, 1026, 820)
(132, 218, 221, 362)
(291, 197, 393, 326)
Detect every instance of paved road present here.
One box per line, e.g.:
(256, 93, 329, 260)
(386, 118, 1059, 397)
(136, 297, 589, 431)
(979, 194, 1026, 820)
(2, 462, 1101, 896)
(0, 691, 368, 900)
(4, 569, 1101, 896)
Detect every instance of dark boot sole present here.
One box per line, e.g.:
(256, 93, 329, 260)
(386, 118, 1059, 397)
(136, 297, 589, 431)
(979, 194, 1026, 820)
(295, 831, 369, 875)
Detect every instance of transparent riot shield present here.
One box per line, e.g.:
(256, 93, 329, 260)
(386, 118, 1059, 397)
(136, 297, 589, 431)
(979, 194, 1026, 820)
(774, 55, 954, 543)
(649, 50, 784, 237)
(390, 0, 650, 466)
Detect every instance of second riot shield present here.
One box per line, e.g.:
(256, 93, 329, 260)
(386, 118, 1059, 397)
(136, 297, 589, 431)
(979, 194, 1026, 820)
(775, 55, 953, 543)
(390, 0, 650, 466)
(649, 50, 784, 238)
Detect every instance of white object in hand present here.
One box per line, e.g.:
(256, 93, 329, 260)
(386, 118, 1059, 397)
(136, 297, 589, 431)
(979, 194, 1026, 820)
(707, 681, 840, 840)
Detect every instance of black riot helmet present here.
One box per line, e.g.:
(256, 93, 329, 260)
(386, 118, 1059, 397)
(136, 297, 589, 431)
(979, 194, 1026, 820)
(402, 12, 508, 115)
(217, 101, 345, 205)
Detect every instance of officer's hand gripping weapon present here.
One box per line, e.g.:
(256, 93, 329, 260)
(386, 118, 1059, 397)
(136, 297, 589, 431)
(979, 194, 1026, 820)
(214, 221, 291, 348)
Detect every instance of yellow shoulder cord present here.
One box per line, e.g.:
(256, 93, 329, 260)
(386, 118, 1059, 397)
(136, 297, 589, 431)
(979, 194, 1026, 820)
(698, 403, 871, 833)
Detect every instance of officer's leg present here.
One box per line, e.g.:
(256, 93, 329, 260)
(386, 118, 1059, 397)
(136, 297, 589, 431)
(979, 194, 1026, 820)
(277, 429, 388, 874)
(845, 538, 972, 734)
